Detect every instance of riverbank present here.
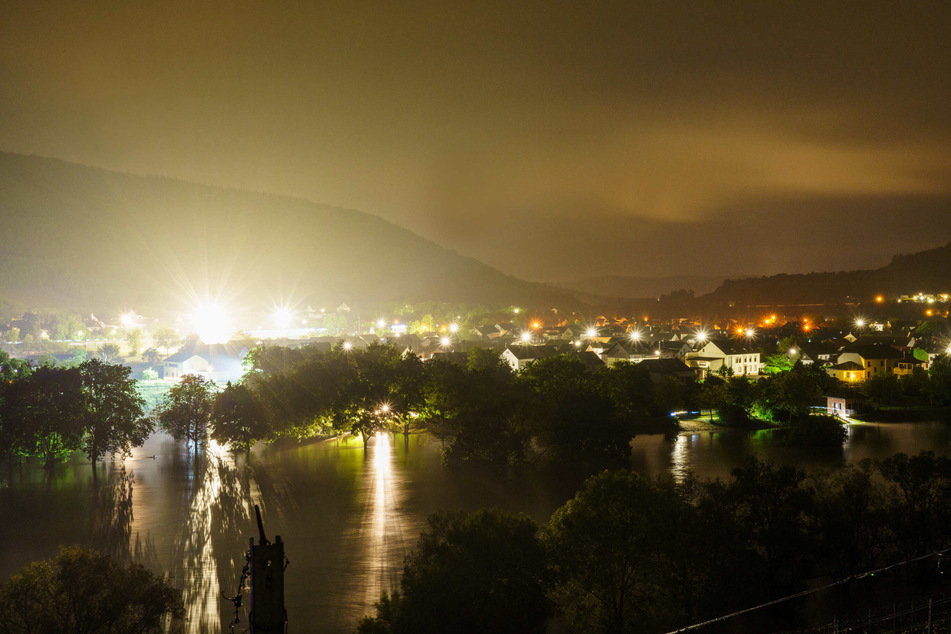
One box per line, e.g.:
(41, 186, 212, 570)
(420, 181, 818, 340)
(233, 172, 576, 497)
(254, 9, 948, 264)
(850, 406, 951, 423)
(677, 416, 776, 433)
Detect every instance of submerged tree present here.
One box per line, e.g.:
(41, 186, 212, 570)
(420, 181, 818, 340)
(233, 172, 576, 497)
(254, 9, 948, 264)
(212, 381, 269, 453)
(0, 365, 84, 467)
(155, 374, 216, 456)
(78, 359, 152, 467)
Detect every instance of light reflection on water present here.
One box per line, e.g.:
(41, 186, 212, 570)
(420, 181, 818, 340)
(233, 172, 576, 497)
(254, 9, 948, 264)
(4, 422, 951, 632)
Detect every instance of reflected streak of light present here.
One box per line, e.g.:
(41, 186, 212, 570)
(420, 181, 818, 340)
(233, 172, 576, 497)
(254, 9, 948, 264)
(670, 434, 691, 484)
(181, 440, 225, 630)
(362, 432, 406, 610)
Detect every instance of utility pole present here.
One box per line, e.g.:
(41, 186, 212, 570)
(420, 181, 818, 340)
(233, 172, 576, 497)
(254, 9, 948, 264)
(250, 505, 286, 633)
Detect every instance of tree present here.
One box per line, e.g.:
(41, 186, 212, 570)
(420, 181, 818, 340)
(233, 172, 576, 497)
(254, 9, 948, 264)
(151, 328, 179, 355)
(3, 327, 20, 342)
(96, 343, 122, 363)
(0, 545, 182, 633)
(695, 378, 725, 422)
(155, 374, 216, 456)
(359, 509, 550, 634)
(124, 329, 143, 356)
(519, 355, 630, 462)
(78, 359, 152, 468)
(0, 365, 84, 467)
(141, 346, 162, 365)
(420, 355, 530, 466)
(212, 382, 269, 453)
(545, 470, 682, 633)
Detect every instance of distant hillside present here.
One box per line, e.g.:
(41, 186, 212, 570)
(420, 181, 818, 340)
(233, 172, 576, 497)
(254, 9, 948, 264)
(703, 243, 951, 306)
(0, 152, 582, 315)
(554, 274, 727, 299)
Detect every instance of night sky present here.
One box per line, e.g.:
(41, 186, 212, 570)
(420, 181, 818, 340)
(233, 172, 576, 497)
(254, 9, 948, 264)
(2, 2, 950, 282)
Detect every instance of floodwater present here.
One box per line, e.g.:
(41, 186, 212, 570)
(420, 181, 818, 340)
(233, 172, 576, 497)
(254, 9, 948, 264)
(2, 421, 951, 633)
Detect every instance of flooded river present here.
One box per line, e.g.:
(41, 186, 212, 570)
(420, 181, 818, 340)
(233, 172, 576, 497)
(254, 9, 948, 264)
(2, 421, 951, 632)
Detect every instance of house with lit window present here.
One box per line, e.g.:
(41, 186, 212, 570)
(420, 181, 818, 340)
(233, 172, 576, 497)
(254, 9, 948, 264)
(833, 344, 905, 381)
(684, 340, 761, 378)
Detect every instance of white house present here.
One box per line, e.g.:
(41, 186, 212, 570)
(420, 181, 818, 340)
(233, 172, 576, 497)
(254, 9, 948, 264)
(163, 341, 249, 383)
(684, 340, 761, 378)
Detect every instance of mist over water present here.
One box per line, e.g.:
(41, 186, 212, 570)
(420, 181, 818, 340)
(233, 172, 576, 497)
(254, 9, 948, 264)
(2, 422, 951, 632)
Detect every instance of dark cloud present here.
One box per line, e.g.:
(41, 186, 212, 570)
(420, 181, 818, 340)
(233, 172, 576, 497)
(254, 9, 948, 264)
(1, 1, 949, 283)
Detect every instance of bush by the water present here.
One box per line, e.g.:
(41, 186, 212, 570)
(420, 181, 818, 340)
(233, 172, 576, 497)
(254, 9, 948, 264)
(779, 414, 847, 447)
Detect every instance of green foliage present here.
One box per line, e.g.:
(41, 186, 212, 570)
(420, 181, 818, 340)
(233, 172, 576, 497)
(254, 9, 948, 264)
(358, 509, 549, 634)
(0, 545, 183, 633)
(96, 343, 122, 363)
(212, 381, 269, 453)
(778, 414, 846, 447)
(862, 372, 903, 406)
(545, 470, 678, 632)
(77, 359, 152, 465)
(421, 356, 529, 466)
(123, 329, 143, 356)
(155, 374, 217, 455)
(151, 328, 179, 355)
(141, 367, 159, 380)
(519, 355, 633, 462)
(0, 365, 85, 467)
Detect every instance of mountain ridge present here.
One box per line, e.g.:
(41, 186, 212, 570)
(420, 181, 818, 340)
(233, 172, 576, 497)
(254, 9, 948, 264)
(0, 152, 584, 316)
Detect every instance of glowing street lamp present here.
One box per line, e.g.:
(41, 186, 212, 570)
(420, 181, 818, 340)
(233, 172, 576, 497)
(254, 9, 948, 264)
(120, 312, 135, 329)
(586, 327, 597, 339)
(192, 302, 232, 344)
(630, 330, 641, 342)
(449, 323, 459, 333)
(440, 336, 451, 347)
(343, 341, 353, 351)
(273, 308, 292, 330)
(695, 330, 707, 343)
(520, 331, 531, 343)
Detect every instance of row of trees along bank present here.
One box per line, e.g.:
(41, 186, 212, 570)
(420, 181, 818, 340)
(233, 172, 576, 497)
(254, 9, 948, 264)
(8, 340, 951, 467)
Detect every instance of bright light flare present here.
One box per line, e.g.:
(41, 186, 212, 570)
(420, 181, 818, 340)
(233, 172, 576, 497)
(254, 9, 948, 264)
(120, 312, 135, 329)
(586, 328, 597, 339)
(192, 303, 233, 344)
(520, 331, 531, 342)
(695, 330, 706, 342)
(630, 330, 641, 341)
(440, 336, 451, 347)
(449, 323, 459, 333)
(273, 307, 292, 329)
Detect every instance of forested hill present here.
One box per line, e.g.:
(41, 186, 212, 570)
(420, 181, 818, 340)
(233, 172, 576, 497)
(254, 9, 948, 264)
(703, 243, 951, 306)
(0, 152, 582, 314)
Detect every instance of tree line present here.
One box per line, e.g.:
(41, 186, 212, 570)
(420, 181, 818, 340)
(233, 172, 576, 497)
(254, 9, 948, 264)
(359, 452, 951, 633)
(0, 352, 151, 468)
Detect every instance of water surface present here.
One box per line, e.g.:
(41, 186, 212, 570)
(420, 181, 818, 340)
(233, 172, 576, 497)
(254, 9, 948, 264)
(2, 421, 950, 632)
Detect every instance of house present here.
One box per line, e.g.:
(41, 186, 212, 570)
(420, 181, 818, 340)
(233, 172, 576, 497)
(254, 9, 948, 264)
(795, 342, 837, 366)
(684, 340, 761, 378)
(825, 360, 866, 383)
(600, 340, 657, 366)
(163, 340, 249, 383)
(500, 345, 560, 372)
(834, 344, 906, 381)
(636, 358, 696, 385)
(826, 392, 868, 418)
